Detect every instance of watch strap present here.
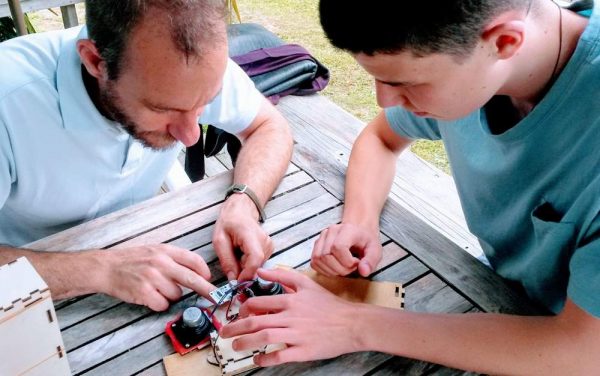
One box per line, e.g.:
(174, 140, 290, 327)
(225, 184, 267, 223)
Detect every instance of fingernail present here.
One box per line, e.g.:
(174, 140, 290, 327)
(227, 271, 236, 281)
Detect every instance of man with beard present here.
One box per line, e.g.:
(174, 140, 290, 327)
(0, 0, 293, 311)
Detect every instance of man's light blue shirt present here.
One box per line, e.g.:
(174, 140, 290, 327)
(385, 4, 600, 316)
(0, 27, 263, 246)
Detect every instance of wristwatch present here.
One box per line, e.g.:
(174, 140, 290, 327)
(225, 184, 267, 223)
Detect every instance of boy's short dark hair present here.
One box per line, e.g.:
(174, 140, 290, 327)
(86, 0, 227, 80)
(319, 0, 532, 58)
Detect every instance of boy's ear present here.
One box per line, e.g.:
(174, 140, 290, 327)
(77, 39, 108, 81)
(481, 19, 526, 60)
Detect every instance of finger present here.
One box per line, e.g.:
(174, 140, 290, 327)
(232, 328, 290, 353)
(255, 346, 308, 367)
(311, 258, 340, 277)
(166, 262, 217, 298)
(310, 258, 329, 276)
(321, 254, 356, 276)
(320, 225, 340, 256)
(164, 245, 212, 279)
(256, 268, 312, 291)
(358, 241, 382, 277)
(153, 274, 183, 301)
(238, 235, 266, 281)
(139, 286, 170, 312)
(213, 233, 240, 280)
(238, 295, 288, 317)
(330, 241, 360, 269)
(311, 228, 329, 259)
(222, 313, 286, 338)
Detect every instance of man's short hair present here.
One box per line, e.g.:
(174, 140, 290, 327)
(86, 0, 227, 80)
(319, 0, 533, 58)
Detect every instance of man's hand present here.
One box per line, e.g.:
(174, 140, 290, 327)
(98, 244, 215, 311)
(311, 223, 382, 277)
(213, 193, 274, 281)
(221, 268, 362, 366)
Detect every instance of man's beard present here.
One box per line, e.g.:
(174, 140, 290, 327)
(99, 83, 177, 151)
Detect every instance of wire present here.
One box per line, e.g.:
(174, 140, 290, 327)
(207, 280, 255, 320)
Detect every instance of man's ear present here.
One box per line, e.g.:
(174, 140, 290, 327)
(77, 39, 107, 80)
(481, 19, 526, 60)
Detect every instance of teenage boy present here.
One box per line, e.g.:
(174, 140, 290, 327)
(222, 0, 600, 373)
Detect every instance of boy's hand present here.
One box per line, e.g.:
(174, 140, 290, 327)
(221, 268, 363, 366)
(311, 223, 382, 277)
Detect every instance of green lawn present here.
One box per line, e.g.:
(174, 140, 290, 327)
(28, 1, 450, 173)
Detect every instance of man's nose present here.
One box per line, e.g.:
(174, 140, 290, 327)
(375, 82, 408, 108)
(168, 111, 201, 147)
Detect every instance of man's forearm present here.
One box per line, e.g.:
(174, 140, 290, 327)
(234, 103, 293, 207)
(0, 246, 102, 299)
(356, 301, 600, 374)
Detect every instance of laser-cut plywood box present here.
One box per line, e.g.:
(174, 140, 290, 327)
(0, 257, 71, 375)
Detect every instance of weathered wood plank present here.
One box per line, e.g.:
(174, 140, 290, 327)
(66, 295, 196, 374)
(254, 352, 392, 376)
(204, 155, 230, 177)
(371, 241, 409, 274)
(137, 363, 166, 376)
(215, 152, 233, 170)
(371, 356, 477, 376)
(404, 273, 473, 314)
(57, 294, 121, 330)
(373, 255, 431, 287)
(82, 336, 173, 376)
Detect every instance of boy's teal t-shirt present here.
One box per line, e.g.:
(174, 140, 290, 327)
(385, 4, 600, 316)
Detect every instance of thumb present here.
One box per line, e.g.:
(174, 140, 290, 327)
(357, 242, 381, 277)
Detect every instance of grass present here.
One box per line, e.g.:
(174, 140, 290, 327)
(27, 1, 450, 173)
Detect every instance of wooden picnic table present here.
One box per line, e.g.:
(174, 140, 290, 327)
(25, 94, 539, 375)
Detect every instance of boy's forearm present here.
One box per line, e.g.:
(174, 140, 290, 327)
(357, 301, 600, 375)
(342, 129, 408, 232)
